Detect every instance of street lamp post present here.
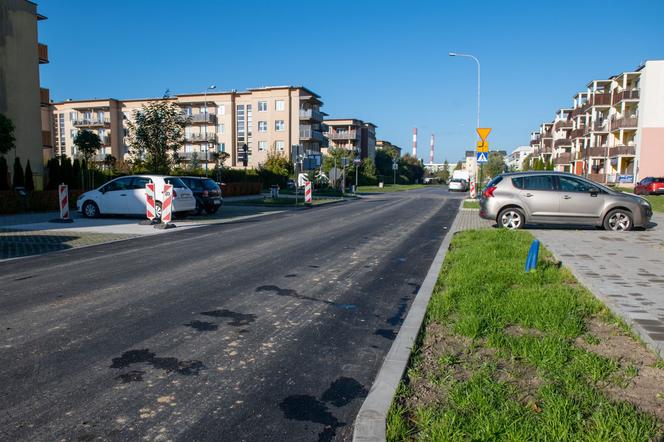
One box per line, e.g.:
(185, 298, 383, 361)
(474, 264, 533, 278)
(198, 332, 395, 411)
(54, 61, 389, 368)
(203, 85, 216, 177)
(449, 52, 481, 193)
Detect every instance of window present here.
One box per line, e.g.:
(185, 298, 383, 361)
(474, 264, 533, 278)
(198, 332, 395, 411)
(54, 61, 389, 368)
(131, 177, 152, 189)
(275, 120, 285, 131)
(258, 121, 268, 132)
(164, 177, 186, 188)
(218, 143, 225, 152)
(185, 144, 194, 153)
(275, 100, 285, 111)
(558, 176, 594, 192)
(184, 107, 193, 116)
(258, 141, 267, 151)
(69, 111, 77, 121)
(523, 175, 554, 191)
(258, 101, 268, 112)
(218, 105, 225, 115)
(275, 140, 285, 151)
(104, 177, 133, 192)
(217, 123, 224, 134)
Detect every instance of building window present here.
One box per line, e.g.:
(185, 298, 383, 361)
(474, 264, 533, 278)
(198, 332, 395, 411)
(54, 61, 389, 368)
(217, 123, 224, 134)
(275, 100, 285, 111)
(258, 101, 268, 112)
(258, 141, 267, 151)
(69, 111, 76, 121)
(218, 143, 225, 152)
(275, 120, 285, 131)
(258, 121, 268, 132)
(276, 140, 285, 151)
(184, 106, 193, 116)
(185, 144, 194, 153)
(218, 105, 225, 115)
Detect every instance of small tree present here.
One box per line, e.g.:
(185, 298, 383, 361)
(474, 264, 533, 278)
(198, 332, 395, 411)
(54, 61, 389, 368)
(522, 155, 532, 171)
(60, 155, 73, 186)
(258, 149, 292, 188)
(437, 160, 451, 183)
(188, 152, 201, 172)
(73, 130, 101, 165)
(0, 156, 9, 190)
(485, 152, 506, 178)
(126, 101, 190, 174)
(46, 157, 60, 189)
(454, 161, 463, 171)
(12, 157, 24, 188)
(103, 154, 117, 172)
(24, 160, 34, 191)
(0, 113, 16, 155)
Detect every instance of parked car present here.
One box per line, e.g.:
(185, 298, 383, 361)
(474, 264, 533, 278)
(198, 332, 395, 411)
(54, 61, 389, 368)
(634, 177, 664, 195)
(479, 171, 652, 231)
(77, 175, 195, 219)
(179, 176, 223, 215)
(448, 178, 469, 192)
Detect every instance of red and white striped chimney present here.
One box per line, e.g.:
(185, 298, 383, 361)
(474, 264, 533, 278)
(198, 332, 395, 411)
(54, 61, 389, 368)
(412, 128, 417, 157)
(429, 134, 435, 164)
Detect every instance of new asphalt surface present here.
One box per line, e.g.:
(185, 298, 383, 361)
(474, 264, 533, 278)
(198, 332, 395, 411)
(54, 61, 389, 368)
(0, 186, 462, 441)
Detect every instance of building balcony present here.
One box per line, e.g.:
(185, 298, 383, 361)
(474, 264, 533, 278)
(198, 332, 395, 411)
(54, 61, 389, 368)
(588, 173, 606, 184)
(299, 127, 326, 142)
(554, 138, 571, 147)
(93, 153, 116, 162)
(176, 151, 215, 161)
(326, 130, 357, 140)
(185, 133, 217, 143)
(609, 145, 636, 157)
(571, 107, 586, 118)
(299, 109, 324, 122)
(570, 128, 586, 139)
(554, 152, 572, 164)
(613, 89, 639, 104)
(188, 113, 217, 124)
(554, 120, 573, 130)
(73, 118, 111, 127)
(590, 121, 609, 132)
(40, 88, 50, 106)
(41, 130, 52, 147)
(610, 116, 638, 131)
(590, 93, 612, 106)
(540, 146, 553, 154)
(38, 43, 49, 64)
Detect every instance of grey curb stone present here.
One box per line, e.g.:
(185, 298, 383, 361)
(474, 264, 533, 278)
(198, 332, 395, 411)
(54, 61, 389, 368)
(352, 199, 463, 442)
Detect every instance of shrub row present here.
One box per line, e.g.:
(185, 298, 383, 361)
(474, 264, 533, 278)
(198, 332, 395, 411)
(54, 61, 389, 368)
(0, 190, 84, 215)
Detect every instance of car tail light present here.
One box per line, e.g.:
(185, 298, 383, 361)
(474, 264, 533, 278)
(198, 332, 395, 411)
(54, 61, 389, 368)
(483, 186, 497, 198)
(202, 190, 209, 197)
(173, 189, 178, 198)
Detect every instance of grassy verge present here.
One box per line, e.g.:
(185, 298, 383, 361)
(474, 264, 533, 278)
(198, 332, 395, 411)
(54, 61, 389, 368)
(463, 200, 479, 209)
(224, 197, 341, 207)
(389, 229, 663, 441)
(615, 187, 664, 213)
(357, 184, 432, 193)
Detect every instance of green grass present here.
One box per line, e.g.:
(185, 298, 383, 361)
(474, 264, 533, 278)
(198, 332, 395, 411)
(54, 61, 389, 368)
(463, 200, 480, 209)
(615, 186, 664, 213)
(356, 184, 432, 193)
(224, 197, 340, 207)
(389, 229, 662, 441)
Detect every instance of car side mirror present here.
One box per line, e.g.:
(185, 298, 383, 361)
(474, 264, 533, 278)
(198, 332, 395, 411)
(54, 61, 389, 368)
(589, 187, 599, 195)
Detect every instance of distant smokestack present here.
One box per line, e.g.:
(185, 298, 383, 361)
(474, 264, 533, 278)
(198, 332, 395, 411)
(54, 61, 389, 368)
(412, 128, 417, 157)
(429, 134, 435, 164)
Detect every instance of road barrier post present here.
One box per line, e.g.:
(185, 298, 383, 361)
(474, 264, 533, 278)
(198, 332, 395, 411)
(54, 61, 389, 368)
(140, 182, 159, 225)
(155, 184, 176, 229)
(304, 180, 312, 205)
(49, 184, 74, 223)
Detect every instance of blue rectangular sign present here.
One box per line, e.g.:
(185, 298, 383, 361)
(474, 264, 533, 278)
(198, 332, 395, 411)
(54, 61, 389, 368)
(476, 151, 488, 163)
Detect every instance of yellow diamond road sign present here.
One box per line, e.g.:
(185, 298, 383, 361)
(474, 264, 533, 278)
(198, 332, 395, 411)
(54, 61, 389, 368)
(476, 128, 492, 142)
(476, 141, 489, 152)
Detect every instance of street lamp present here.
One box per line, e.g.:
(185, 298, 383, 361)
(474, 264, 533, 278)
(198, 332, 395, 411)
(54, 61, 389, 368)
(203, 85, 216, 177)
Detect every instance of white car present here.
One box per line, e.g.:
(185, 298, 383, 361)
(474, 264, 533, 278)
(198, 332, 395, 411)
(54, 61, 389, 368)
(76, 175, 195, 218)
(448, 178, 469, 192)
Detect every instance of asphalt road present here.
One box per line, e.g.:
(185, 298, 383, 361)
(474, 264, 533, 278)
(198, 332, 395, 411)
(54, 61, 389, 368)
(0, 186, 463, 441)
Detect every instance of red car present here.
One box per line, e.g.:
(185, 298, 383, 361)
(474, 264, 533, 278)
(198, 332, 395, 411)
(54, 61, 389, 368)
(634, 177, 664, 195)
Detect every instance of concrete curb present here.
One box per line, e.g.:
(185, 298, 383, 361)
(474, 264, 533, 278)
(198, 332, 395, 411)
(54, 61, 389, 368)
(352, 199, 463, 442)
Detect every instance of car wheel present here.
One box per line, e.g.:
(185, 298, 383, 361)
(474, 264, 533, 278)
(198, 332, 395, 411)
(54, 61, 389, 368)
(603, 209, 633, 231)
(82, 201, 99, 218)
(498, 207, 525, 230)
(155, 202, 162, 220)
(206, 205, 219, 215)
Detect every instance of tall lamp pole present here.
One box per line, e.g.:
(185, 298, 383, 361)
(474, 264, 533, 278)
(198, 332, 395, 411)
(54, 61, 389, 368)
(449, 52, 481, 190)
(203, 85, 216, 177)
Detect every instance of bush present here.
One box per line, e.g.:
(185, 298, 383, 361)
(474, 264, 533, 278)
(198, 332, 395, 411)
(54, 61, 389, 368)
(222, 181, 261, 197)
(0, 156, 8, 190)
(0, 189, 84, 214)
(12, 157, 24, 188)
(218, 168, 260, 183)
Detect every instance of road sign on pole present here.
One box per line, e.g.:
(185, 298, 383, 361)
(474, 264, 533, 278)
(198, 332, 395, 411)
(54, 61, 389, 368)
(476, 151, 488, 163)
(476, 141, 489, 152)
(476, 128, 492, 142)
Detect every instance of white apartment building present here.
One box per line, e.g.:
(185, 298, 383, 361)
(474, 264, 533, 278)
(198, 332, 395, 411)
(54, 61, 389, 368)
(508, 146, 533, 171)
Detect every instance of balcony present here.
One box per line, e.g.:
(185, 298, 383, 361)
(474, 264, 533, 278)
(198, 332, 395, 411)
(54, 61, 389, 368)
(299, 109, 324, 122)
(571, 107, 586, 118)
(610, 116, 638, 131)
(326, 130, 357, 140)
(40, 88, 50, 106)
(554, 152, 572, 165)
(554, 138, 571, 147)
(613, 89, 639, 104)
(554, 120, 573, 130)
(588, 173, 606, 184)
(188, 113, 217, 124)
(299, 127, 325, 142)
(591, 121, 609, 132)
(609, 145, 636, 157)
(570, 128, 586, 139)
(185, 133, 217, 143)
(177, 151, 213, 160)
(73, 118, 111, 127)
(38, 43, 49, 64)
(590, 93, 612, 106)
(41, 130, 52, 147)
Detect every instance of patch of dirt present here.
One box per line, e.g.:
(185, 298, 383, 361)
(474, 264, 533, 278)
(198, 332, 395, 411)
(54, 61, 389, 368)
(504, 325, 543, 338)
(577, 316, 664, 420)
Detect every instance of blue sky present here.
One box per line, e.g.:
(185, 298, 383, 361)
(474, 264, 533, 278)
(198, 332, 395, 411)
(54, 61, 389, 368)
(38, 0, 664, 163)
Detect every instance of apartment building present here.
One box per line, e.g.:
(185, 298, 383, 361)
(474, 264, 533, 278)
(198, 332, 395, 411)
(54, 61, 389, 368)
(529, 60, 664, 184)
(51, 86, 326, 169)
(376, 140, 402, 157)
(323, 119, 377, 160)
(508, 146, 533, 171)
(0, 0, 49, 189)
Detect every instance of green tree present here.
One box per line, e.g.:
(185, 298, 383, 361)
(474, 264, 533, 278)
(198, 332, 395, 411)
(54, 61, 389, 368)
(374, 146, 399, 178)
(522, 155, 532, 171)
(0, 113, 16, 155)
(258, 149, 292, 188)
(60, 155, 73, 186)
(24, 160, 34, 191)
(46, 157, 60, 189)
(0, 156, 9, 190)
(454, 161, 463, 171)
(73, 130, 101, 165)
(72, 158, 82, 189)
(436, 160, 451, 183)
(485, 152, 506, 178)
(188, 152, 201, 172)
(399, 154, 425, 184)
(361, 158, 377, 179)
(103, 154, 117, 172)
(12, 157, 24, 188)
(126, 101, 190, 174)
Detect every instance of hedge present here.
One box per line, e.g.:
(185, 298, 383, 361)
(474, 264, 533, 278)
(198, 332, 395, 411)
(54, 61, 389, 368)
(0, 190, 83, 215)
(222, 182, 261, 197)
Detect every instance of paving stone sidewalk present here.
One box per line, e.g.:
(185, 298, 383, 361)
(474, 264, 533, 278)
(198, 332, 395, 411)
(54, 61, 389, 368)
(457, 208, 664, 357)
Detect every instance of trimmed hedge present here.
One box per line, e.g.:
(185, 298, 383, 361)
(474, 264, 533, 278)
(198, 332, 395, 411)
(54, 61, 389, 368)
(0, 190, 83, 214)
(223, 182, 261, 197)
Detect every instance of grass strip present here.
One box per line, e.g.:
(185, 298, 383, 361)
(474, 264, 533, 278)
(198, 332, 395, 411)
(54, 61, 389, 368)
(356, 184, 432, 193)
(463, 200, 479, 209)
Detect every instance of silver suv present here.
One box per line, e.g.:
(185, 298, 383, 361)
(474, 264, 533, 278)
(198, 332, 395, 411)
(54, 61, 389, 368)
(479, 171, 652, 231)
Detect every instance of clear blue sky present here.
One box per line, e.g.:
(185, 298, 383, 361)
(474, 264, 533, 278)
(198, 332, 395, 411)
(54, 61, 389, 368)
(38, 0, 664, 163)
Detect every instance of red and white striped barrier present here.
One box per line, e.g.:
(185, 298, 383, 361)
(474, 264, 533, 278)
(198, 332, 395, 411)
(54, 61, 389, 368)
(161, 184, 173, 223)
(58, 184, 70, 220)
(145, 182, 156, 221)
(304, 181, 312, 204)
(470, 180, 477, 199)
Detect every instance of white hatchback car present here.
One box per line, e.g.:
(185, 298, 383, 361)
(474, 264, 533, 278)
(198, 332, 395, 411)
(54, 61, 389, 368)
(77, 175, 195, 218)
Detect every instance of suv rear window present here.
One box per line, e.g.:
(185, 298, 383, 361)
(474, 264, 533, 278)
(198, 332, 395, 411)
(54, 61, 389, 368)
(486, 176, 503, 187)
(512, 177, 524, 189)
(202, 179, 220, 190)
(164, 177, 186, 188)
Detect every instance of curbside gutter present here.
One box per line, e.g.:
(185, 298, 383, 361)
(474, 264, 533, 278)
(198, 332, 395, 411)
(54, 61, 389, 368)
(352, 199, 463, 442)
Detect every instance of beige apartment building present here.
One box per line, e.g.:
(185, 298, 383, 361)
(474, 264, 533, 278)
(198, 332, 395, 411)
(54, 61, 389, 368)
(376, 140, 402, 157)
(529, 60, 664, 184)
(0, 0, 49, 189)
(51, 86, 326, 169)
(323, 119, 377, 160)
